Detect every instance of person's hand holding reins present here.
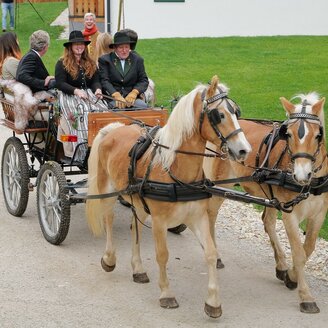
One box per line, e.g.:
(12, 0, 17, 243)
(112, 91, 126, 109)
(74, 88, 88, 99)
(125, 89, 139, 107)
(95, 88, 103, 99)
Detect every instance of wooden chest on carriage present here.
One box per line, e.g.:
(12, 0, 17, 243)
(87, 108, 168, 146)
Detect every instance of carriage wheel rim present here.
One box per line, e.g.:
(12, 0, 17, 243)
(39, 169, 63, 237)
(3, 144, 23, 210)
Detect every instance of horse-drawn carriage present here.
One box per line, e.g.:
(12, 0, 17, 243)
(0, 93, 168, 244)
(1, 76, 327, 317)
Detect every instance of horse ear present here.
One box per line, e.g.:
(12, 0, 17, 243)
(207, 75, 219, 98)
(312, 97, 325, 116)
(280, 97, 295, 114)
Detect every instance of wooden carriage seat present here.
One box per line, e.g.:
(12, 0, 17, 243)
(88, 108, 168, 146)
(0, 96, 49, 134)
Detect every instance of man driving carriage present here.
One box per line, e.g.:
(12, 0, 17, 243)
(98, 31, 149, 109)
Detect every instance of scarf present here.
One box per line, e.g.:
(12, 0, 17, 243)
(82, 25, 98, 39)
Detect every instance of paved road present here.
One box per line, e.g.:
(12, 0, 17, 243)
(0, 113, 327, 327)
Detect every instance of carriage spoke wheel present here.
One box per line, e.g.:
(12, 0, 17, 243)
(1, 137, 29, 217)
(37, 161, 70, 245)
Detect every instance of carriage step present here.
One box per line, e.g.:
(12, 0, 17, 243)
(70, 193, 87, 200)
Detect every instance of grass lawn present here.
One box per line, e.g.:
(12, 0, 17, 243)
(2, 2, 328, 240)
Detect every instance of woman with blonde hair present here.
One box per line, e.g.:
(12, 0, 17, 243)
(95, 32, 113, 62)
(55, 30, 107, 161)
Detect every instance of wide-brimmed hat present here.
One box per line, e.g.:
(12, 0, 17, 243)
(119, 29, 138, 50)
(109, 31, 133, 48)
(63, 30, 91, 47)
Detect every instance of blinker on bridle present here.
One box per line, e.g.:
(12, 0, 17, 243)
(199, 86, 242, 148)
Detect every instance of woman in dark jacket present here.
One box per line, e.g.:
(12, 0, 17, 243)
(55, 30, 107, 161)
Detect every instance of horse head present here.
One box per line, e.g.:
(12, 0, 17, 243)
(280, 94, 326, 185)
(200, 75, 251, 161)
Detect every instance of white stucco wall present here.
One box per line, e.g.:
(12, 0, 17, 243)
(106, 0, 328, 39)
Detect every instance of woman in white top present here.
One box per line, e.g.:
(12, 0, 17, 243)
(0, 31, 21, 80)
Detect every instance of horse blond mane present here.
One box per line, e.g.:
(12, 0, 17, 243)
(152, 82, 229, 170)
(292, 92, 320, 108)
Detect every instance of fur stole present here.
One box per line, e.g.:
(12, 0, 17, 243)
(0, 79, 55, 130)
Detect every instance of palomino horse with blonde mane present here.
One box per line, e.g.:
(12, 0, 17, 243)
(204, 92, 327, 313)
(86, 75, 251, 318)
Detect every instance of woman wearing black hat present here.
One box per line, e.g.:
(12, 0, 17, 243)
(55, 30, 107, 161)
(98, 30, 149, 109)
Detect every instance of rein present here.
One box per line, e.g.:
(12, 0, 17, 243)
(151, 139, 228, 158)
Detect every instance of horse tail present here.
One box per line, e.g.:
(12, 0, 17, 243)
(86, 122, 124, 236)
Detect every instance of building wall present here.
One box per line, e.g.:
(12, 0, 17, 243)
(107, 0, 328, 39)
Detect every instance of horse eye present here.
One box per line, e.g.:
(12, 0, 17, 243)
(220, 113, 225, 120)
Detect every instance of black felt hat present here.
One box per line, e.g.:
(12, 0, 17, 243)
(119, 29, 138, 50)
(109, 31, 133, 48)
(63, 30, 91, 47)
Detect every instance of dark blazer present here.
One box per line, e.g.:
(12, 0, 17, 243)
(55, 59, 102, 95)
(16, 50, 50, 93)
(98, 51, 149, 97)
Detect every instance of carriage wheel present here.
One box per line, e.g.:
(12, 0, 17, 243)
(1, 137, 29, 217)
(168, 224, 187, 234)
(37, 161, 70, 245)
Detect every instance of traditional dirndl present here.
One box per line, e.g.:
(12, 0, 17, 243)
(57, 89, 108, 162)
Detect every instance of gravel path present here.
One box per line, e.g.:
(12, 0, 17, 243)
(50, 8, 69, 40)
(217, 200, 328, 282)
(0, 112, 327, 326)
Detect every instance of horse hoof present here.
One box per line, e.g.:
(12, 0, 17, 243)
(300, 302, 320, 314)
(284, 272, 297, 290)
(216, 259, 225, 269)
(204, 303, 222, 318)
(276, 269, 287, 281)
(160, 297, 179, 309)
(133, 272, 150, 283)
(101, 258, 116, 272)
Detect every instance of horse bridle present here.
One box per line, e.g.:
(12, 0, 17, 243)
(279, 109, 323, 164)
(199, 87, 242, 149)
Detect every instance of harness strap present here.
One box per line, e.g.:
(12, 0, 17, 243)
(206, 92, 228, 104)
(137, 146, 158, 214)
(289, 113, 320, 121)
(291, 152, 316, 162)
(223, 128, 243, 141)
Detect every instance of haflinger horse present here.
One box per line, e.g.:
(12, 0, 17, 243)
(86, 75, 251, 318)
(204, 92, 327, 314)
